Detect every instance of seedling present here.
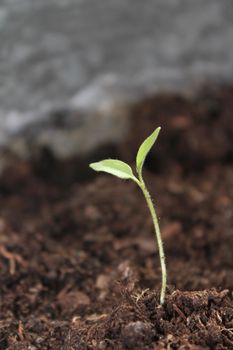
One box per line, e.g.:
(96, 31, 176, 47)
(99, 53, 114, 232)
(89, 127, 167, 304)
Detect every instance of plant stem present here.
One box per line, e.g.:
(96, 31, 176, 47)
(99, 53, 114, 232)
(138, 177, 167, 305)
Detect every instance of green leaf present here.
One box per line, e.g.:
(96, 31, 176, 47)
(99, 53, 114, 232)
(136, 127, 161, 176)
(89, 159, 138, 182)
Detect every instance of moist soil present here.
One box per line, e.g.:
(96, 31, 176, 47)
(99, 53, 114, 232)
(0, 85, 233, 349)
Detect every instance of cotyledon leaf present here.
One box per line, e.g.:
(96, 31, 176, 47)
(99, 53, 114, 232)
(89, 159, 138, 182)
(136, 127, 161, 176)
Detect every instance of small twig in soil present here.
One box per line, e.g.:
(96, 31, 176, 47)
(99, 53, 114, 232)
(172, 303, 187, 322)
(0, 244, 27, 274)
(132, 288, 150, 304)
(17, 321, 25, 341)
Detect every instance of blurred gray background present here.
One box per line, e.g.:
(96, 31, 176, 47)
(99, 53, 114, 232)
(0, 0, 233, 157)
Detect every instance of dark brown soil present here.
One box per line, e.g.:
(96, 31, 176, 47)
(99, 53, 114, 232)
(0, 85, 233, 349)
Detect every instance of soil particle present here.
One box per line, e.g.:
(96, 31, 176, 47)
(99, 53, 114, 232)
(121, 321, 155, 348)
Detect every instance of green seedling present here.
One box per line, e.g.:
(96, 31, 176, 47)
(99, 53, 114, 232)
(89, 127, 167, 304)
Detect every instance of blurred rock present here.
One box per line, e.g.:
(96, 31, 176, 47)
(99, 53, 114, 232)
(1, 0, 233, 167)
(0, 101, 130, 172)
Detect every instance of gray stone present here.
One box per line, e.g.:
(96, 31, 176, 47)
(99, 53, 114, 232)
(0, 0, 233, 163)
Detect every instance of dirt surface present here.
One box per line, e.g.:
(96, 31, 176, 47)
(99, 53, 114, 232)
(0, 85, 233, 349)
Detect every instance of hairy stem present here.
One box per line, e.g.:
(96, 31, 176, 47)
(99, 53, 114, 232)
(138, 177, 167, 305)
